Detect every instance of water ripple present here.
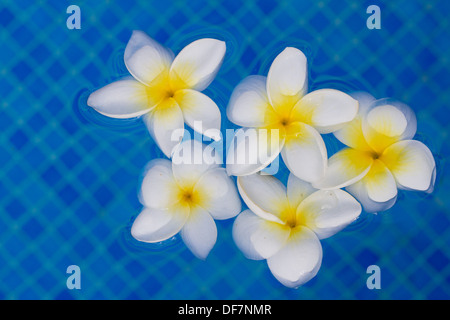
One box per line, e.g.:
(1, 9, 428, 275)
(74, 88, 145, 133)
(344, 211, 375, 233)
(119, 216, 184, 256)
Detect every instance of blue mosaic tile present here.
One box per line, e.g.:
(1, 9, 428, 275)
(428, 250, 450, 272)
(41, 166, 62, 186)
(93, 185, 114, 207)
(61, 149, 81, 169)
(12, 25, 34, 47)
(9, 129, 29, 149)
(22, 217, 44, 240)
(0, 7, 14, 26)
(58, 184, 80, 205)
(74, 238, 95, 258)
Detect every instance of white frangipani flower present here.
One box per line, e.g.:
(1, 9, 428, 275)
(131, 140, 241, 259)
(87, 31, 226, 158)
(313, 92, 436, 213)
(233, 173, 361, 288)
(226, 47, 359, 182)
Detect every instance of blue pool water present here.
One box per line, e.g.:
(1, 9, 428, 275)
(0, 0, 449, 299)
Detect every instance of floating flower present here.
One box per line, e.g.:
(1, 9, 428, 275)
(314, 93, 436, 213)
(233, 173, 361, 288)
(87, 31, 226, 158)
(131, 140, 241, 259)
(226, 47, 359, 182)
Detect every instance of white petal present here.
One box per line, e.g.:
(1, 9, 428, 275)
(233, 210, 290, 260)
(131, 206, 189, 243)
(362, 99, 417, 154)
(332, 92, 375, 151)
(172, 139, 221, 184)
(292, 89, 359, 134)
(140, 159, 178, 209)
(360, 160, 397, 203)
(267, 47, 308, 107)
(346, 180, 397, 214)
(143, 99, 185, 158)
(333, 114, 372, 152)
(170, 38, 226, 91)
(313, 148, 373, 190)
(194, 168, 241, 220)
(87, 79, 150, 118)
(181, 207, 217, 259)
(226, 127, 284, 176)
(124, 30, 174, 85)
(237, 174, 286, 223)
(232, 210, 265, 260)
(287, 173, 316, 209)
(297, 189, 361, 239)
(281, 123, 327, 183)
(426, 167, 437, 194)
(227, 75, 271, 127)
(350, 92, 376, 115)
(367, 106, 407, 135)
(174, 89, 221, 139)
(380, 140, 435, 191)
(267, 226, 322, 288)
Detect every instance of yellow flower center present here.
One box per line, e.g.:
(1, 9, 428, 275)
(163, 88, 176, 100)
(180, 189, 196, 206)
(144, 70, 189, 109)
(370, 151, 381, 160)
(263, 94, 312, 143)
(265, 99, 296, 129)
(175, 181, 209, 210)
(279, 204, 301, 229)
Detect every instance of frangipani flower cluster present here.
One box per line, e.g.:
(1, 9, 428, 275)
(88, 31, 225, 158)
(86, 30, 436, 289)
(226, 47, 359, 182)
(132, 140, 241, 259)
(314, 92, 436, 213)
(234, 173, 361, 288)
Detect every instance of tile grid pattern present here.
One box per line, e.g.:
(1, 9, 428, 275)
(0, 0, 449, 299)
